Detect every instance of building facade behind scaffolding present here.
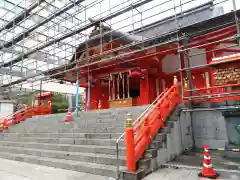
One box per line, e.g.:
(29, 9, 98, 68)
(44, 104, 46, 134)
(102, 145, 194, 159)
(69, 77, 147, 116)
(0, 0, 238, 99)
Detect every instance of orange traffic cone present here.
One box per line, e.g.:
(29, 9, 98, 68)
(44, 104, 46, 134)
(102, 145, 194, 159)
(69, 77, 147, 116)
(198, 144, 219, 179)
(65, 108, 72, 122)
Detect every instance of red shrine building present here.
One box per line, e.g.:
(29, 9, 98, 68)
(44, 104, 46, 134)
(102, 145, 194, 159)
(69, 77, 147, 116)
(48, 2, 240, 110)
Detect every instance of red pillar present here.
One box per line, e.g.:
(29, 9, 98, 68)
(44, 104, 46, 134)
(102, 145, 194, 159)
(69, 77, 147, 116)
(99, 82, 109, 109)
(90, 88, 97, 110)
(90, 80, 101, 110)
(140, 75, 150, 105)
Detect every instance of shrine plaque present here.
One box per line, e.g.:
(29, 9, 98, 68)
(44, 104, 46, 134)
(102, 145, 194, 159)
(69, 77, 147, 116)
(211, 54, 240, 86)
(213, 62, 240, 86)
(109, 98, 137, 108)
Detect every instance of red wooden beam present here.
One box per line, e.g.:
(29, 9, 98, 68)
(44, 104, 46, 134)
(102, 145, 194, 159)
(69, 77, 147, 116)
(190, 30, 236, 48)
(191, 25, 236, 42)
(215, 48, 240, 53)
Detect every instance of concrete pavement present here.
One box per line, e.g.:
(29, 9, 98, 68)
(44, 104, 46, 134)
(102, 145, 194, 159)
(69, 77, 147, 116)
(143, 167, 240, 180)
(0, 158, 112, 180)
(1, 157, 239, 180)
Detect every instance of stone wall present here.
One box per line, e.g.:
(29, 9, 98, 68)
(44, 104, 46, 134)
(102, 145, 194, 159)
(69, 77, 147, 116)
(191, 110, 228, 149)
(179, 111, 194, 150)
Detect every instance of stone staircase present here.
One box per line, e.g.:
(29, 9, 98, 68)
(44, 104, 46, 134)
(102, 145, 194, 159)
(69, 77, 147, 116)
(120, 104, 184, 180)
(0, 106, 146, 178)
(0, 105, 183, 179)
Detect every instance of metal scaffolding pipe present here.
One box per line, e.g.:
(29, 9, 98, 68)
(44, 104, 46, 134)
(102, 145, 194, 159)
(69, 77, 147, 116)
(0, 0, 154, 68)
(0, 33, 236, 88)
(39, 80, 42, 105)
(127, 72, 130, 98)
(232, 0, 240, 45)
(1, 4, 239, 88)
(184, 92, 240, 100)
(123, 73, 125, 99)
(55, 31, 239, 77)
(39, 19, 237, 69)
(117, 74, 120, 99)
(0, 35, 177, 88)
(109, 74, 111, 101)
(0, 0, 85, 51)
(0, 0, 45, 33)
(182, 106, 240, 112)
(113, 75, 116, 100)
(45, 24, 240, 76)
(1, 6, 236, 70)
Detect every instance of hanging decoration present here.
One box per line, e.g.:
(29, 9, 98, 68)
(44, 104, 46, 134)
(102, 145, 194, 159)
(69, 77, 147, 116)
(80, 82, 89, 88)
(128, 71, 145, 80)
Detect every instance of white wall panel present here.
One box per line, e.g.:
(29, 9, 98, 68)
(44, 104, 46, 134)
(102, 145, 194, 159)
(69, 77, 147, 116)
(162, 54, 179, 74)
(216, 43, 240, 57)
(162, 48, 207, 74)
(189, 48, 207, 67)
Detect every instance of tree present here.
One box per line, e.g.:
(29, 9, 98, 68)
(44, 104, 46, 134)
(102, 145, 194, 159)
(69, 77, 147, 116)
(51, 93, 68, 114)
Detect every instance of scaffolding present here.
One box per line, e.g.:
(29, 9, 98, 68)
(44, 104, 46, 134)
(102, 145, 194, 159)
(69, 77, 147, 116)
(0, 0, 239, 100)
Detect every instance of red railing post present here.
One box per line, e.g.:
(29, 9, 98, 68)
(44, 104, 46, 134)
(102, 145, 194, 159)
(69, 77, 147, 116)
(125, 113, 136, 171)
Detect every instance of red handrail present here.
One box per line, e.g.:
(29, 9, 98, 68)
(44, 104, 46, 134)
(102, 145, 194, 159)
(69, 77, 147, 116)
(0, 105, 52, 131)
(185, 83, 240, 92)
(125, 83, 181, 171)
(184, 83, 240, 102)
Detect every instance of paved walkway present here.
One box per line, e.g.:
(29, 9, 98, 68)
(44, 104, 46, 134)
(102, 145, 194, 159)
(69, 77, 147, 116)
(0, 158, 112, 180)
(0, 158, 239, 180)
(143, 167, 240, 180)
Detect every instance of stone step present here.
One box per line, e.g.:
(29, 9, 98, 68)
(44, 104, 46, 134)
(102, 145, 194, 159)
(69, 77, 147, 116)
(0, 152, 119, 177)
(25, 107, 146, 123)
(23, 117, 121, 124)
(0, 141, 126, 156)
(0, 136, 126, 146)
(7, 128, 125, 134)
(23, 106, 145, 121)
(5, 105, 147, 134)
(6, 122, 126, 133)
(1, 133, 123, 139)
(57, 127, 125, 133)
(154, 133, 167, 142)
(6, 124, 126, 133)
(0, 146, 126, 166)
(64, 123, 126, 129)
